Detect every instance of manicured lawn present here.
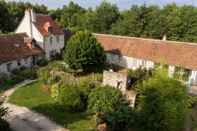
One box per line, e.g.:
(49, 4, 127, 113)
(9, 82, 96, 131)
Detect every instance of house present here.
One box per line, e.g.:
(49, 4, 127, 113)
(95, 33, 197, 94)
(0, 9, 64, 74)
(15, 9, 65, 60)
(0, 33, 42, 74)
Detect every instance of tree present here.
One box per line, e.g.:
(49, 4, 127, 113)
(88, 86, 122, 114)
(88, 2, 120, 33)
(0, 0, 12, 33)
(64, 30, 105, 72)
(136, 69, 188, 131)
(60, 1, 85, 30)
(111, 5, 163, 39)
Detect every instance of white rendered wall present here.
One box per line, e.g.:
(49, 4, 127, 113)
(106, 53, 154, 70)
(0, 57, 33, 74)
(44, 35, 65, 59)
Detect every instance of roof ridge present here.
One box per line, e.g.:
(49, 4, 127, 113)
(94, 33, 197, 46)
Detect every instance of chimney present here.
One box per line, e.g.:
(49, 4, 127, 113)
(24, 37, 34, 49)
(162, 34, 167, 41)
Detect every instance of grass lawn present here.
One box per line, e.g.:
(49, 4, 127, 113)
(9, 82, 96, 131)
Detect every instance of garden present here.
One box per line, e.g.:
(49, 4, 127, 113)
(4, 31, 197, 131)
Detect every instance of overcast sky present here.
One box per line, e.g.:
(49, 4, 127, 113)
(8, 0, 197, 10)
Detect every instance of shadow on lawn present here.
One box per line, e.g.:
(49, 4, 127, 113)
(31, 103, 94, 128)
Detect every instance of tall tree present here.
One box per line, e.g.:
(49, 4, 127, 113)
(60, 1, 85, 31)
(89, 2, 120, 33)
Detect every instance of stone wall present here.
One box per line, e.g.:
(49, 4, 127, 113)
(103, 70, 128, 93)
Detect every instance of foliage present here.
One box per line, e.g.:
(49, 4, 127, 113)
(127, 68, 152, 88)
(58, 84, 85, 112)
(9, 81, 96, 131)
(136, 69, 188, 131)
(88, 86, 122, 114)
(105, 104, 135, 131)
(0, 101, 10, 131)
(64, 30, 105, 72)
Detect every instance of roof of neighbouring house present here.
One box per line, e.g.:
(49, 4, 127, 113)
(33, 14, 64, 36)
(95, 33, 197, 70)
(0, 33, 43, 63)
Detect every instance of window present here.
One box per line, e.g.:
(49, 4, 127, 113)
(56, 36, 60, 43)
(132, 59, 137, 66)
(7, 63, 12, 72)
(50, 37, 53, 45)
(17, 60, 21, 66)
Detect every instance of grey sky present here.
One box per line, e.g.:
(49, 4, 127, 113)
(7, 0, 197, 10)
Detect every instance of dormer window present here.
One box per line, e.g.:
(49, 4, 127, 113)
(44, 22, 53, 34)
(48, 26, 53, 34)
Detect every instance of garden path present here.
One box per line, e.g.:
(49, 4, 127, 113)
(2, 80, 68, 131)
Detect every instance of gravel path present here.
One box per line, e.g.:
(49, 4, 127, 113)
(2, 80, 68, 131)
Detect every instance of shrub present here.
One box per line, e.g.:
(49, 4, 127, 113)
(88, 86, 122, 114)
(127, 68, 152, 88)
(37, 67, 51, 85)
(64, 30, 105, 72)
(136, 69, 188, 131)
(0, 102, 10, 131)
(58, 84, 85, 112)
(36, 58, 48, 66)
(50, 83, 59, 101)
(105, 104, 135, 131)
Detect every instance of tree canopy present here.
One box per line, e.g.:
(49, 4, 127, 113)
(64, 30, 105, 72)
(2, 1, 197, 43)
(136, 69, 188, 131)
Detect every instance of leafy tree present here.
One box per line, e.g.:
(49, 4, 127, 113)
(136, 69, 188, 131)
(64, 30, 105, 72)
(0, 0, 12, 33)
(89, 2, 120, 33)
(88, 86, 122, 114)
(60, 1, 85, 30)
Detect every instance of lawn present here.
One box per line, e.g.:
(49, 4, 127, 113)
(9, 81, 96, 131)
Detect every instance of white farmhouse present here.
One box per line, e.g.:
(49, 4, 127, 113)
(0, 9, 64, 74)
(95, 33, 197, 94)
(15, 9, 65, 60)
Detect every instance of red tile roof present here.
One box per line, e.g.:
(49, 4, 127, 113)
(34, 14, 64, 36)
(95, 33, 197, 70)
(0, 33, 42, 63)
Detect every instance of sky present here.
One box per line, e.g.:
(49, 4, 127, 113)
(8, 0, 197, 10)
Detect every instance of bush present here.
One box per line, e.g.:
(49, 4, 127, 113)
(136, 69, 188, 131)
(36, 58, 48, 66)
(0, 119, 11, 131)
(0, 102, 10, 131)
(105, 104, 135, 131)
(64, 30, 105, 72)
(127, 68, 152, 88)
(58, 84, 85, 112)
(88, 86, 122, 114)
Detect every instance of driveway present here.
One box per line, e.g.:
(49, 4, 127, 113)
(2, 80, 68, 131)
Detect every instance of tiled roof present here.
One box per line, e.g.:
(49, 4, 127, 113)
(0, 33, 42, 63)
(95, 33, 197, 70)
(34, 14, 64, 36)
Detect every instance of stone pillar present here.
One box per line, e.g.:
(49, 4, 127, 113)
(168, 65, 175, 78)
